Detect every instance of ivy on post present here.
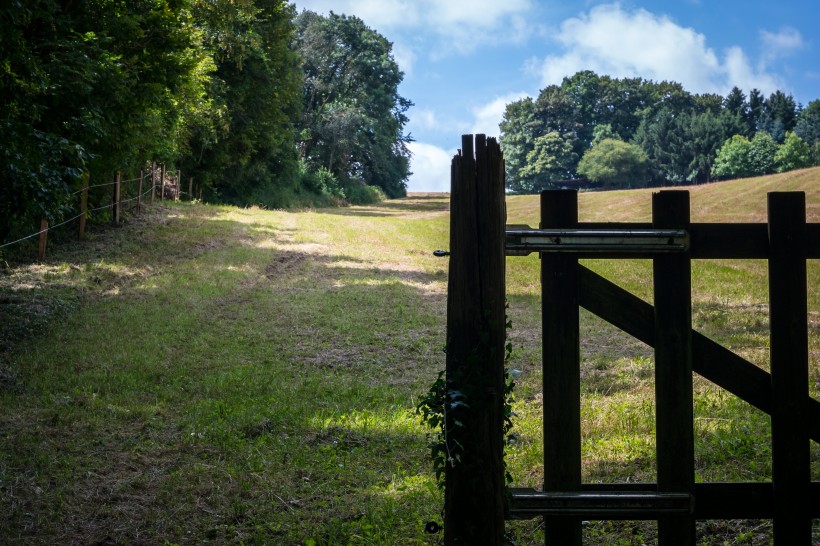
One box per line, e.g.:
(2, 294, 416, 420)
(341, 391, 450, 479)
(444, 134, 507, 545)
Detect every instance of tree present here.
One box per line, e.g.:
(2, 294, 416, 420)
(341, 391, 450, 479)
(748, 131, 778, 175)
(294, 11, 412, 198)
(759, 90, 797, 142)
(712, 135, 753, 180)
(518, 132, 578, 189)
(183, 0, 302, 204)
(577, 138, 649, 188)
(499, 98, 539, 192)
(775, 131, 812, 172)
(795, 100, 820, 164)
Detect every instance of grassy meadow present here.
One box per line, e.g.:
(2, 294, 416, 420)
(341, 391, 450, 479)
(1, 167, 820, 545)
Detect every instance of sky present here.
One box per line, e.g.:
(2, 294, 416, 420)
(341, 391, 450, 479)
(291, 1, 819, 192)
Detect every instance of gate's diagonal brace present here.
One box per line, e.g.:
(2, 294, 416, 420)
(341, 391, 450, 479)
(576, 265, 820, 443)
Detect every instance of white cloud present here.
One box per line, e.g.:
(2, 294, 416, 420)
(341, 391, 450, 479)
(530, 3, 784, 97)
(760, 27, 805, 61)
(293, 0, 536, 55)
(407, 142, 457, 192)
(469, 92, 531, 137)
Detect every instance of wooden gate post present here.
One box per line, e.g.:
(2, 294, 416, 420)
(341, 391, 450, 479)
(768, 192, 810, 544)
(652, 191, 695, 545)
(540, 189, 582, 546)
(444, 134, 506, 545)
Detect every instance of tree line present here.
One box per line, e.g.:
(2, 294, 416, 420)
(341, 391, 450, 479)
(500, 70, 820, 192)
(1, 1, 411, 245)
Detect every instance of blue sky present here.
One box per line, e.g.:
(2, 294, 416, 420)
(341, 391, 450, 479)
(291, 1, 819, 192)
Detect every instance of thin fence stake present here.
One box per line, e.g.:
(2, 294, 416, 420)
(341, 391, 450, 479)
(37, 218, 48, 260)
(137, 169, 143, 214)
(151, 161, 156, 204)
(79, 174, 89, 240)
(188, 177, 193, 201)
(161, 164, 166, 202)
(113, 171, 121, 224)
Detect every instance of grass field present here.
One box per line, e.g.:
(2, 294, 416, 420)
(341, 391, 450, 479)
(1, 167, 819, 545)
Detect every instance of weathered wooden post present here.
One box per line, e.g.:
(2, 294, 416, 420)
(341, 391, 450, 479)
(445, 134, 507, 545)
(137, 169, 143, 214)
(652, 191, 695, 545)
(540, 189, 582, 546)
(78, 173, 89, 240)
(113, 171, 121, 224)
(160, 164, 166, 202)
(151, 162, 156, 204)
(768, 192, 810, 544)
(188, 177, 193, 202)
(37, 219, 48, 260)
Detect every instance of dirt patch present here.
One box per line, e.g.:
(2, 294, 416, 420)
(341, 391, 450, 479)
(265, 252, 309, 279)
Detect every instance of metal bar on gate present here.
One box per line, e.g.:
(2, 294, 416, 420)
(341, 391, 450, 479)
(506, 226, 689, 255)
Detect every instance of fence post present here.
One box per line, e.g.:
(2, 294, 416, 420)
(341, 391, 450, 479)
(444, 134, 506, 545)
(767, 192, 810, 544)
(78, 173, 89, 240)
(137, 169, 143, 214)
(151, 162, 156, 204)
(113, 171, 121, 224)
(540, 189, 582, 546)
(188, 177, 193, 202)
(652, 190, 695, 545)
(176, 169, 181, 201)
(161, 164, 166, 202)
(37, 219, 48, 260)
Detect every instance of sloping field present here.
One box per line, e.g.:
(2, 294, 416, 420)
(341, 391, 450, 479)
(1, 167, 818, 544)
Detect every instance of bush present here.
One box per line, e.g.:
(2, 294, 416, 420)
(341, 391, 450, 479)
(344, 181, 386, 205)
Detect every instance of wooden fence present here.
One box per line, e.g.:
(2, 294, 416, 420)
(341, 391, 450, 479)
(445, 134, 819, 545)
(1, 163, 200, 261)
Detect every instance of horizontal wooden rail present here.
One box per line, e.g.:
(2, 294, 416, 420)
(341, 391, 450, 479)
(510, 483, 820, 520)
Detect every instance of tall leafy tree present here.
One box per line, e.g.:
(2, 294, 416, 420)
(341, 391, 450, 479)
(775, 131, 812, 172)
(184, 0, 302, 204)
(499, 97, 539, 192)
(577, 138, 649, 188)
(294, 11, 412, 198)
(795, 100, 820, 164)
(518, 131, 578, 189)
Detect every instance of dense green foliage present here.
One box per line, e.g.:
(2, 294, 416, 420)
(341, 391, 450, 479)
(1, 2, 411, 248)
(500, 71, 820, 191)
(577, 138, 649, 187)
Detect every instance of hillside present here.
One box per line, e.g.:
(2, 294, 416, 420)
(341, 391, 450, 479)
(506, 165, 820, 224)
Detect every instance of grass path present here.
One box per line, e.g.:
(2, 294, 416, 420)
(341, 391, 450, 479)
(1, 170, 819, 544)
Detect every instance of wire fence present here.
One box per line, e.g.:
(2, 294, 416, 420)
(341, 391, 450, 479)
(1, 165, 199, 260)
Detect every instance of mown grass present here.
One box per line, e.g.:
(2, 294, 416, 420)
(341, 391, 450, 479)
(1, 168, 819, 545)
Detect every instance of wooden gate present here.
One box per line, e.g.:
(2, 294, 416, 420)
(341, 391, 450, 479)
(444, 135, 819, 545)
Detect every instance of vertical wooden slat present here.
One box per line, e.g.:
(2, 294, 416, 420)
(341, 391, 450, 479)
(768, 192, 810, 545)
(444, 134, 506, 545)
(652, 190, 695, 545)
(176, 170, 181, 201)
(540, 189, 582, 546)
(151, 161, 156, 204)
(37, 219, 48, 261)
(188, 177, 193, 202)
(78, 173, 89, 241)
(113, 171, 121, 224)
